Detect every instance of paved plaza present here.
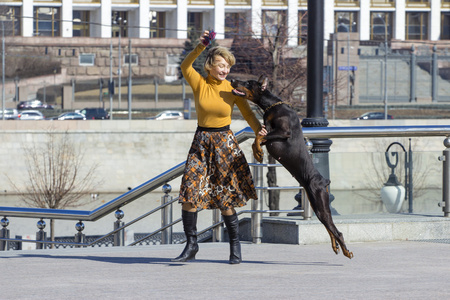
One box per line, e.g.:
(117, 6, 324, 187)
(1, 240, 449, 300)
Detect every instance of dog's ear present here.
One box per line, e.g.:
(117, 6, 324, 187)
(261, 77, 269, 91)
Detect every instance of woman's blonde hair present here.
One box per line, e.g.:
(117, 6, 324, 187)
(204, 46, 236, 74)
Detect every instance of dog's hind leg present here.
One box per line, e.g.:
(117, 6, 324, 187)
(307, 184, 354, 259)
(326, 228, 340, 255)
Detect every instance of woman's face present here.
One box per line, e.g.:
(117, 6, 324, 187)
(209, 56, 231, 81)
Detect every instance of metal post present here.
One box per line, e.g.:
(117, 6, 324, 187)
(2, 21, 5, 121)
(99, 78, 103, 108)
(408, 139, 413, 213)
(302, 189, 312, 220)
(383, 17, 388, 120)
(431, 45, 438, 102)
(161, 184, 173, 244)
(127, 38, 132, 120)
(36, 219, 47, 250)
(0, 217, 10, 251)
(118, 22, 122, 110)
(212, 209, 222, 242)
(410, 45, 416, 102)
(251, 159, 263, 244)
(109, 42, 113, 120)
(71, 78, 75, 105)
(182, 78, 186, 100)
(439, 137, 450, 217)
(14, 76, 19, 102)
(113, 209, 125, 246)
(74, 221, 85, 247)
(303, 141, 313, 220)
(154, 78, 159, 104)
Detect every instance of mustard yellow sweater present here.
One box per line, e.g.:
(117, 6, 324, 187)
(181, 44, 262, 134)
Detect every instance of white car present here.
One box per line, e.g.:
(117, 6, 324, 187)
(1, 109, 19, 120)
(147, 110, 184, 120)
(18, 110, 45, 120)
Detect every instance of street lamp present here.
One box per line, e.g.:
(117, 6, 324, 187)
(378, 14, 389, 120)
(113, 16, 126, 110)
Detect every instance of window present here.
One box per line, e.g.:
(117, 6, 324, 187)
(225, 13, 248, 39)
(262, 10, 287, 38)
(298, 10, 308, 44)
(442, 13, 450, 39)
(188, 12, 202, 33)
(370, 12, 393, 40)
(371, 0, 395, 7)
(406, 12, 428, 40)
(34, 7, 60, 37)
(124, 54, 138, 65)
(0, 6, 21, 36)
(406, 0, 430, 8)
(79, 54, 95, 66)
(73, 11, 90, 37)
(112, 11, 127, 38)
(335, 12, 358, 32)
(335, 0, 360, 7)
(150, 11, 166, 38)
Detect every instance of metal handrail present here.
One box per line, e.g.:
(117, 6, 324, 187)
(1, 125, 449, 220)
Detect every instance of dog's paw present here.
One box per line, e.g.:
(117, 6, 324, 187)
(252, 142, 264, 163)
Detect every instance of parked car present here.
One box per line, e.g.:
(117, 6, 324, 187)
(1, 109, 20, 120)
(18, 110, 45, 120)
(17, 100, 54, 110)
(352, 112, 393, 120)
(147, 110, 184, 120)
(48, 112, 86, 120)
(78, 108, 110, 120)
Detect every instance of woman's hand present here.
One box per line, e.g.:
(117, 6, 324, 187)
(199, 30, 210, 46)
(200, 30, 216, 46)
(258, 125, 267, 137)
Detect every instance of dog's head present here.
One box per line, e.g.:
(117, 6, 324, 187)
(231, 76, 269, 104)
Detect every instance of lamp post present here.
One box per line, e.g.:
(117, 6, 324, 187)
(2, 21, 5, 121)
(14, 76, 20, 102)
(378, 14, 389, 120)
(114, 16, 126, 110)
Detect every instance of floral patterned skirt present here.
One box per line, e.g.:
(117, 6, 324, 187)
(178, 127, 257, 210)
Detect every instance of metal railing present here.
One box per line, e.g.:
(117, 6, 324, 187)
(1, 125, 450, 250)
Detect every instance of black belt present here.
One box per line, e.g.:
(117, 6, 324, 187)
(197, 125, 230, 132)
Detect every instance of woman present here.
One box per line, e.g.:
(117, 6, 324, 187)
(172, 30, 266, 264)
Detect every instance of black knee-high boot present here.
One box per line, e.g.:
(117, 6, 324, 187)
(171, 210, 198, 262)
(223, 213, 242, 264)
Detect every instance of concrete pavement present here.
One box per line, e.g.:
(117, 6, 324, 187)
(1, 240, 449, 300)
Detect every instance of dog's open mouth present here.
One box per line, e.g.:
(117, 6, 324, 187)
(232, 89, 246, 97)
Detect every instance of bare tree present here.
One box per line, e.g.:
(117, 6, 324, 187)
(230, 12, 308, 212)
(7, 130, 101, 244)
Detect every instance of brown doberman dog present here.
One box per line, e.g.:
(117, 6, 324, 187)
(231, 76, 353, 259)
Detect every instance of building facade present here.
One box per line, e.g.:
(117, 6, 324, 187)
(1, 0, 450, 45)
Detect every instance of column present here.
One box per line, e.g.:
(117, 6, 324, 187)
(138, 0, 150, 38)
(22, 0, 33, 37)
(176, 0, 188, 39)
(324, 0, 335, 40)
(359, 0, 370, 40)
(287, 0, 298, 46)
(61, 0, 73, 38)
(214, 0, 225, 39)
(430, 0, 440, 41)
(251, 0, 262, 38)
(395, 0, 406, 40)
